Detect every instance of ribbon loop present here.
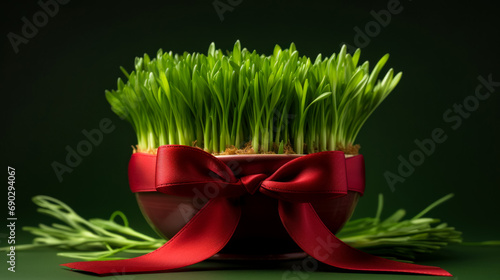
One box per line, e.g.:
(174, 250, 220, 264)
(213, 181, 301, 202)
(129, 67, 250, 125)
(259, 151, 349, 202)
(155, 145, 246, 198)
(155, 146, 354, 202)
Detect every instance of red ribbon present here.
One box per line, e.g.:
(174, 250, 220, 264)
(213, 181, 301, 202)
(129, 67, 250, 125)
(61, 145, 452, 276)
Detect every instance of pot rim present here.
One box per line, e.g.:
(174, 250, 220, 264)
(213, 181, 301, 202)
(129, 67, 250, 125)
(215, 153, 357, 158)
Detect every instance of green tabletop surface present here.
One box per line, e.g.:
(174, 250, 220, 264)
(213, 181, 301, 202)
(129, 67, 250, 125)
(2, 245, 499, 280)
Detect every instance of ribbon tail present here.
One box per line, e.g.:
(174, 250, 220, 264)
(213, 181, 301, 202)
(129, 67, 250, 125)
(61, 198, 241, 275)
(278, 201, 452, 277)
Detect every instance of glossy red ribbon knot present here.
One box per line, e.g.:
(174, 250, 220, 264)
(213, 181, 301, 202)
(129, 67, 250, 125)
(62, 145, 451, 276)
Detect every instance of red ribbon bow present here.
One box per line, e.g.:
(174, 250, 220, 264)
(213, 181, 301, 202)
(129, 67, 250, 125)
(62, 145, 452, 276)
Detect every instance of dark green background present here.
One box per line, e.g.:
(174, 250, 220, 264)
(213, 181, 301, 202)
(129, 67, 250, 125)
(1, 0, 499, 277)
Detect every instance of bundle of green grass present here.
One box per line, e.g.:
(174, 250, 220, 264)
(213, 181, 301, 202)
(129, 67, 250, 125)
(106, 41, 402, 154)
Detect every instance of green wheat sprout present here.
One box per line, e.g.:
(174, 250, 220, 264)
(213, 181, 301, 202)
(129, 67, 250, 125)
(106, 41, 402, 154)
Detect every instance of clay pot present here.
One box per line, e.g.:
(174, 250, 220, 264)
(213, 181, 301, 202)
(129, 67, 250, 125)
(135, 154, 360, 260)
